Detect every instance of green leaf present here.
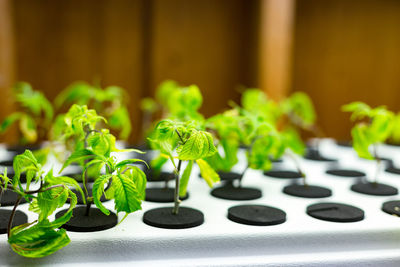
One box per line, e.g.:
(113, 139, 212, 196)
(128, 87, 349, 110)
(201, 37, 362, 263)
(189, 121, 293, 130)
(177, 130, 217, 160)
(19, 114, 37, 143)
(283, 92, 316, 127)
(92, 174, 112, 215)
(156, 80, 179, 107)
(0, 113, 22, 133)
(9, 221, 70, 258)
(108, 106, 132, 140)
(13, 150, 41, 190)
(123, 166, 147, 200)
(55, 81, 93, 108)
(352, 124, 374, 159)
(179, 160, 193, 197)
(112, 173, 143, 214)
(196, 159, 220, 187)
(115, 159, 149, 170)
(60, 149, 96, 172)
(37, 186, 68, 221)
(150, 154, 169, 175)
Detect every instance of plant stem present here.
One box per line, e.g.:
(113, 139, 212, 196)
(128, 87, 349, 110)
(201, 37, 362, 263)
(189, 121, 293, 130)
(287, 151, 307, 186)
(373, 144, 381, 184)
(8, 196, 22, 238)
(172, 160, 182, 215)
(238, 164, 249, 188)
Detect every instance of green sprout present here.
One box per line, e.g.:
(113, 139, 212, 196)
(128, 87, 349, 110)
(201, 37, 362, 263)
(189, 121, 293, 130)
(239, 89, 307, 184)
(140, 80, 205, 143)
(59, 105, 146, 219)
(204, 109, 241, 173)
(0, 150, 81, 258)
(149, 119, 219, 214)
(0, 82, 53, 145)
(342, 102, 394, 183)
(55, 81, 132, 140)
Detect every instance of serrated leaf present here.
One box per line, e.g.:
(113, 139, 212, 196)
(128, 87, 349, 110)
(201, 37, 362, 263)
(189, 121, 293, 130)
(112, 173, 142, 214)
(92, 174, 112, 215)
(196, 159, 220, 187)
(177, 130, 217, 160)
(60, 149, 96, 172)
(123, 166, 147, 200)
(9, 222, 70, 258)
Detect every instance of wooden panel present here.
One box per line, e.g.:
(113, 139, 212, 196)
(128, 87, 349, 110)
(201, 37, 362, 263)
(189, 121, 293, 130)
(0, 0, 16, 142)
(293, 0, 400, 140)
(149, 0, 259, 117)
(13, 0, 146, 141)
(259, 0, 296, 101)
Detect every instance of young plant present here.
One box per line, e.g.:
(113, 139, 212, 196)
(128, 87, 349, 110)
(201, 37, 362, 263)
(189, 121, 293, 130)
(54, 81, 132, 140)
(58, 105, 146, 226)
(0, 150, 81, 258)
(342, 102, 394, 183)
(281, 91, 318, 136)
(140, 81, 205, 144)
(0, 82, 53, 145)
(148, 119, 219, 215)
(204, 109, 241, 174)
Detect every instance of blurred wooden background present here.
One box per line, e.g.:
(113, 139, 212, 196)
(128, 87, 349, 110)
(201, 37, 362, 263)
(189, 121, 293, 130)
(1, 0, 400, 143)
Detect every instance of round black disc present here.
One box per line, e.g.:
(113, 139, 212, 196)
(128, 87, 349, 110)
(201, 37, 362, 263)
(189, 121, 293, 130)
(199, 171, 241, 182)
(382, 200, 400, 216)
(0, 210, 28, 234)
(386, 166, 400, 175)
(0, 190, 27, 206)
(211, 184, 262, 200)
(145, 171, 174, 182)
(263, 170, 303, 179)
(304, 149, 337, 162)
(143, 207, 204, 229)
(227, 205, 286, 226)
(351, 182, 398, 196)
(283, 184, 332, 198)
(55, 206, 118, 232)
(145, 188, 189, 203)
(326, 169, 365, 178)
(307, 202, 364, 222)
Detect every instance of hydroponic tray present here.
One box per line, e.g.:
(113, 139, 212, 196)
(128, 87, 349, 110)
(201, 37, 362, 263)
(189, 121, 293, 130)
(1, 139, 400, 266)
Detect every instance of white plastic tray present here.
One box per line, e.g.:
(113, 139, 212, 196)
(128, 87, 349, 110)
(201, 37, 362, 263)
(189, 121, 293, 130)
(1, 139, 400, 266)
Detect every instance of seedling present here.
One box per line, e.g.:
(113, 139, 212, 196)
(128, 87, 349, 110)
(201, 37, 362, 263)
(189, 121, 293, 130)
(57, 105, 146, 231)
(0, 150, 81, 258)
(0, 82, 53, 147)
(55, 81, 132, 140)
(142, 82, 206, 187)
(140, 81, 204, 146)
(208, 104, 284, 200)
(143, 119, 219, 229)
(281, 92, 334, 161)
(204, 109, 241, 177)
(342, 102, 397, 196)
